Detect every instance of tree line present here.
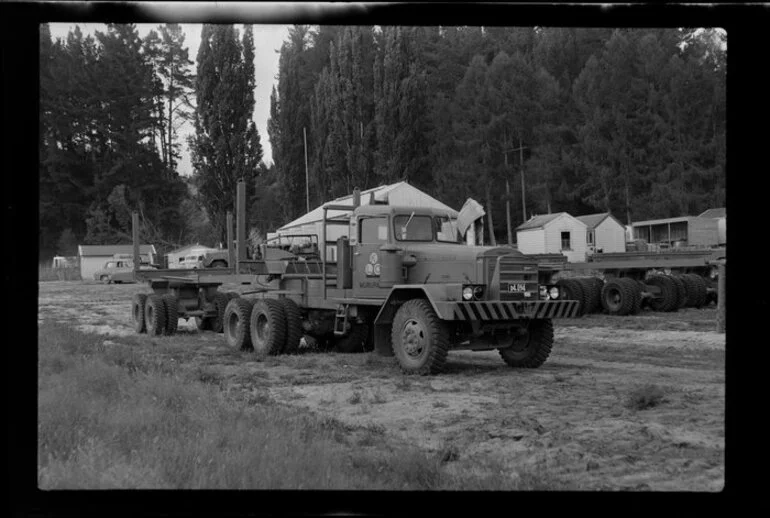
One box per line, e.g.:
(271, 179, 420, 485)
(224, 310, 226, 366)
(269, 26, 725, 244)
(39, 24, 725, 261)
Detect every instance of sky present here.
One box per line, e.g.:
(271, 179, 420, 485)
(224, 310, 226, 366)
(47, 22, 291, 175)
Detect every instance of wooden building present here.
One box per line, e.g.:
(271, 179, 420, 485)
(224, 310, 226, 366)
(630, 216, 720, 249)
(576, 212, 626, 255)
(515, 212, 588, 263)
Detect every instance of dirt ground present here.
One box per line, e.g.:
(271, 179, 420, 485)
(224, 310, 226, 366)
(38, 280, 725, 491)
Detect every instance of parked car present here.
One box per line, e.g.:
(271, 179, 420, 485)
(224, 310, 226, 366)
(93, 260, 156, 284)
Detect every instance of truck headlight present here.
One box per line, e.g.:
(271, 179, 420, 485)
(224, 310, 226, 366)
(462, 287, 474, 300)
(473, 286, 484, 299)
(549, 287, 560, 299)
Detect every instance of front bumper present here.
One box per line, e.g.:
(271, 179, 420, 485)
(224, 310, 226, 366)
(434, 299, 580, 321)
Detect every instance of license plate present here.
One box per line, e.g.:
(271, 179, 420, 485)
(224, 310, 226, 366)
(508, 283, 526, 292)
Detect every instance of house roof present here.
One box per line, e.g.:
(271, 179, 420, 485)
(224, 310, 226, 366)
(699, 208, 726, 219)
(576, 212, 623, 230)
(78, 244, 156, 257)
(516, 212, 580, 231)
(277, 182, 457, 231)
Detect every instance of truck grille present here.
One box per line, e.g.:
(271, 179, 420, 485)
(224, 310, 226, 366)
(498, 258, 539, 301)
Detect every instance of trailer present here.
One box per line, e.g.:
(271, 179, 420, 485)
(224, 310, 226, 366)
(129, 181, 583, 375)
(532, 248, 726, 316)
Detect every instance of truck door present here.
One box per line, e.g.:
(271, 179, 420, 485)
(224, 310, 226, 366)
(353, 216, 389, 298)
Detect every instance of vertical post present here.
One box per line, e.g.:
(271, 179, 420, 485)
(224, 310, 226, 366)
(668, 222, 671, 248)
(717, 263, 725, 333)
(236, 180, 247, 272)
(132, 211, 140, 272)
(226, 211, 235, 270)
(519, 136, 526, 222)
(322, 207, 327, 301)
(304, 127, 310, 214)
(352, 187, 361, 208)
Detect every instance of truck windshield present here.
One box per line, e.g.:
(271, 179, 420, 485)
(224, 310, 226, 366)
(435, 215, 460, 243)
(394, 215, 434, 242)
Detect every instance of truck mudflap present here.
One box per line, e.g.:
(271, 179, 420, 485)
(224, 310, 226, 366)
(435, 300, 580, 321)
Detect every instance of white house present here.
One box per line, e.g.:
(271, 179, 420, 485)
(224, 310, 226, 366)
(78, 244, 157, 280)
(515, 212, 588, 262)
(576, 212, 626, 255)
(275, 182, 458, 261)
(698, 207, 726, 245)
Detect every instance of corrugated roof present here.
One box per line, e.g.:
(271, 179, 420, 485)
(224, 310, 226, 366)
(277, 182, 457, 231)
(631, 216, 693, 227)
(516, 212, 568, 231)
(699, 208, 726, 219)
(78, 244, 156, 257)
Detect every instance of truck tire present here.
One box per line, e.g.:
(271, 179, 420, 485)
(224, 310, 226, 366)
(250, 299, 287, 356)
(646, 275, 677, 312)
(212, 292, 229, 333)
(145, 294, 167, 337)
(101, 275, 111, 285)
(162, 294, 179, 335)
(499, 319, 554, 368)
(683, 274, 708, 308)
(391, 299, 450, 375)
(576, 278, 600, 314)
(670, 275, 687, 309)
(195, 316, 213, 332)
(224, 298, 254, 351)
(334, 323, 370, 353)
(601, 279, 635, 315)
(225, 291, 239, 302)
(556, 278, 586, 315)
(279, 298, 302, 354)
(132, 293, 147, 334)
(619, 278, 642, 315)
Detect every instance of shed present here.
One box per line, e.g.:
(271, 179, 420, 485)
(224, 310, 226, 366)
(631, 216, 720, 249)
(698, 208, 726, 245)
(576, 212, 626, 254)
(275, 182, 458, 261)
(78, 244, 157, 280)
(166, 244, 216, 269)
(515, 212, 588, 263)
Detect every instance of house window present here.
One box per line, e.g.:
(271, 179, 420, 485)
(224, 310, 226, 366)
(587, 230, 594, 245)
(561, 232, 571, 251)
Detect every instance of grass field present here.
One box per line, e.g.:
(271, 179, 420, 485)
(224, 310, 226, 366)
(38, 320, 556, 490)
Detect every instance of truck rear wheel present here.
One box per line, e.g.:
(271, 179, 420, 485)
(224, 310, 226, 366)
(212, 292, 229, 333)
(683, 274, 708, 308)
(224, 298, 254, 351)
(162, 294, 178, 335)
(132, 293, 147, 334)
(145, 294, 166, 337)
(670, 275, 687, 309)
(391, 299, 449, 375)
(646, 275, 677, 312)
(576, 278, 600, 314)
(498, 319, 554, 368)
(250, 299, 287, 356)
(279, 298, 302, 354)
(619, 278, 642, 314)
(601, 279, 635, 315)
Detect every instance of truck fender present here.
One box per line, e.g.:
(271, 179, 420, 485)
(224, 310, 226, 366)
(372, 284, 459, 356)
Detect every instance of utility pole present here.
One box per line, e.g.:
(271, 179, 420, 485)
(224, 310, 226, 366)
(303, 127, 310, 213)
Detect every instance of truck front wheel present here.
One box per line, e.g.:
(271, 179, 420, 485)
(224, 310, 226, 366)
(498, 319, 554, 368)
(391, 299, 449, 375)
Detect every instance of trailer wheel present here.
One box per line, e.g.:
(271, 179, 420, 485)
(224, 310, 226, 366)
(601, 279, 635, 315)
(132, 293, 148, 334)
(683, 274, 708, 308)
(499, 319, 554, 368)
(224, 298, 254, 351)
(145, 294, 167, 337)
(556, 279, 586, 315)
(279, 298, 302, 354)
(619, 278, 642, 314)
(162, 294, 178, 335)
(334, 323, 370, 353)
(391, 299, 450, 375)
(212, 292, 229, 333)
(670, 275, 687, 309)
(576, 278, 600, 314)
(250, 299, 287, 356)
(646, 275, 677, 312)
